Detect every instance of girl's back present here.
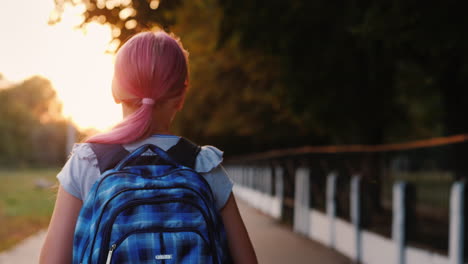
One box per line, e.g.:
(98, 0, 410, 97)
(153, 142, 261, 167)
(40, 30, 257, 264)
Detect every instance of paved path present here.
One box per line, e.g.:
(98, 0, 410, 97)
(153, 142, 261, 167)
(237, 199, 352, 264)
(0, 201, 351, 264)
(0, 230, 46, 264)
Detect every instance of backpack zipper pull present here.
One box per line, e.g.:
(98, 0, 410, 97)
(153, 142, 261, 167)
(105, 244, 117, 264)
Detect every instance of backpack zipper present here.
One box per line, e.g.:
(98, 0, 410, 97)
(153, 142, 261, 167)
(105, 244, 116, 264)
(96, 198, 217, 264)
(85, 184, 215, 263)
(94, 168, 215, 204)
(105, 227, 207, 264)
(98, 199, 216, 263)
(83, 168, 217, 263)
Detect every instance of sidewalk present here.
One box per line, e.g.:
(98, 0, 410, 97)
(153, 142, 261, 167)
(237, 199, 352, 264)
(0, 201, 351, 264)
(0, 230, 46, 264)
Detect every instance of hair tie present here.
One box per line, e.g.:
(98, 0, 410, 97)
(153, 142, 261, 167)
(142, 98, 155, 105)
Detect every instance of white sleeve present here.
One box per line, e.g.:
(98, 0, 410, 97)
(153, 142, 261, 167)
(200, 165, 234, 210)
(195, 145, 234, 210)
(56, 143, 99, 201)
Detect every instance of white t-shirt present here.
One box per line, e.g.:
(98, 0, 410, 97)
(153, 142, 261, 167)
(57, 135, 234, 210)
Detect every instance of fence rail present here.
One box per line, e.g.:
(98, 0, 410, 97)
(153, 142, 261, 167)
(225, 134, 468, 264)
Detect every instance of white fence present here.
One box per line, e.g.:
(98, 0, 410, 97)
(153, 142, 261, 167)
(225, 165, 466, 264)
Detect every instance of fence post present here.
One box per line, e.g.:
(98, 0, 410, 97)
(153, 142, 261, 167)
(242, 166, 246, 187)
(264, 166, 272, 214)
(266, 167, 272, 195)
(251, 166, 258, 208)
(274, 166, 284, 219)
(294, 168, 310, 236)
(351, 175, 362, 263)
(392, 181, 406, 264)
(257, 166, 263, 211)
(449, 181, 465, 264)
(261, 166, 268, 213)
(254, 166, 261, 209)
(230, 166, 236, 183)
(326, 172, 338, 248)
(235, 166, 245, 200)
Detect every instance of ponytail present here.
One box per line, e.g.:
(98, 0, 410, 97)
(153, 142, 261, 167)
(85, 31, 189, 144)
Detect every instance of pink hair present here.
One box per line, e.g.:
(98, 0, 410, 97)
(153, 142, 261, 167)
(85, 31, 189, 144)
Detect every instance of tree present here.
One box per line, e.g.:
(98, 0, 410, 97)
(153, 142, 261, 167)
(347, 0, 468, 178)
(51, 0, 313, 154)
(0, 75, 70, 166)
(50, 0, 454, 153)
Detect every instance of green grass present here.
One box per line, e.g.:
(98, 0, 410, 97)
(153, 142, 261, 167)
(0, 168, 60, 251)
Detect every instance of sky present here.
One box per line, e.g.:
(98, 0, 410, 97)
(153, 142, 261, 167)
(0, 0, 121, 131)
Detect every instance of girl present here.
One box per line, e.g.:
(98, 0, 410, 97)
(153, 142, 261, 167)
(40, 31, 257, 264)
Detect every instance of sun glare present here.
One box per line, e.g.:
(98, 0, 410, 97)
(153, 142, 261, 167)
(0, 1, 122, 131)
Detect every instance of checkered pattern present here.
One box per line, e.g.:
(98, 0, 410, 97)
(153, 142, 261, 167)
(73, 147, 232, 264)
(111, 231, 211, 263)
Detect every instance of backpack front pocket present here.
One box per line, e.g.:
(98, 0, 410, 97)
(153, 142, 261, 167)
(106, 228, 212, 264)
(94, 198, 217, 264)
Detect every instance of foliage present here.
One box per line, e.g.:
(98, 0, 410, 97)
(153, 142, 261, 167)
(51, 0, 184, 48)
(51, 0, 309, 154)
(168, 1, 307, 152)
(0, 76, 70, 166)
(217, 0, 449, 144)
(50, 0, 464, 155)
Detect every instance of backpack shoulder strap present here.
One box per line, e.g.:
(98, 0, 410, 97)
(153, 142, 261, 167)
(89, 137, 201, 174)
(89, 143, 130, 174)
(166, 137, 202, 169)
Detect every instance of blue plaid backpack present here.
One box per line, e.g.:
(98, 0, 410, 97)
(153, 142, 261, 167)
(72, 138, 232, 264)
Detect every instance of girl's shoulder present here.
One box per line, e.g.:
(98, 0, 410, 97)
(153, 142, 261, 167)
(71, 138, 224, 174)
(68, 143, 99, 168)
(123, 135, 224, 173)
(65, 139, 231, 210)
(195, 145, 224, 173)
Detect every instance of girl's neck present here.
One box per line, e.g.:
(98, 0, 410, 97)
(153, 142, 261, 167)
(121, 102, 176, 136)
(149, 124, 171, 135)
